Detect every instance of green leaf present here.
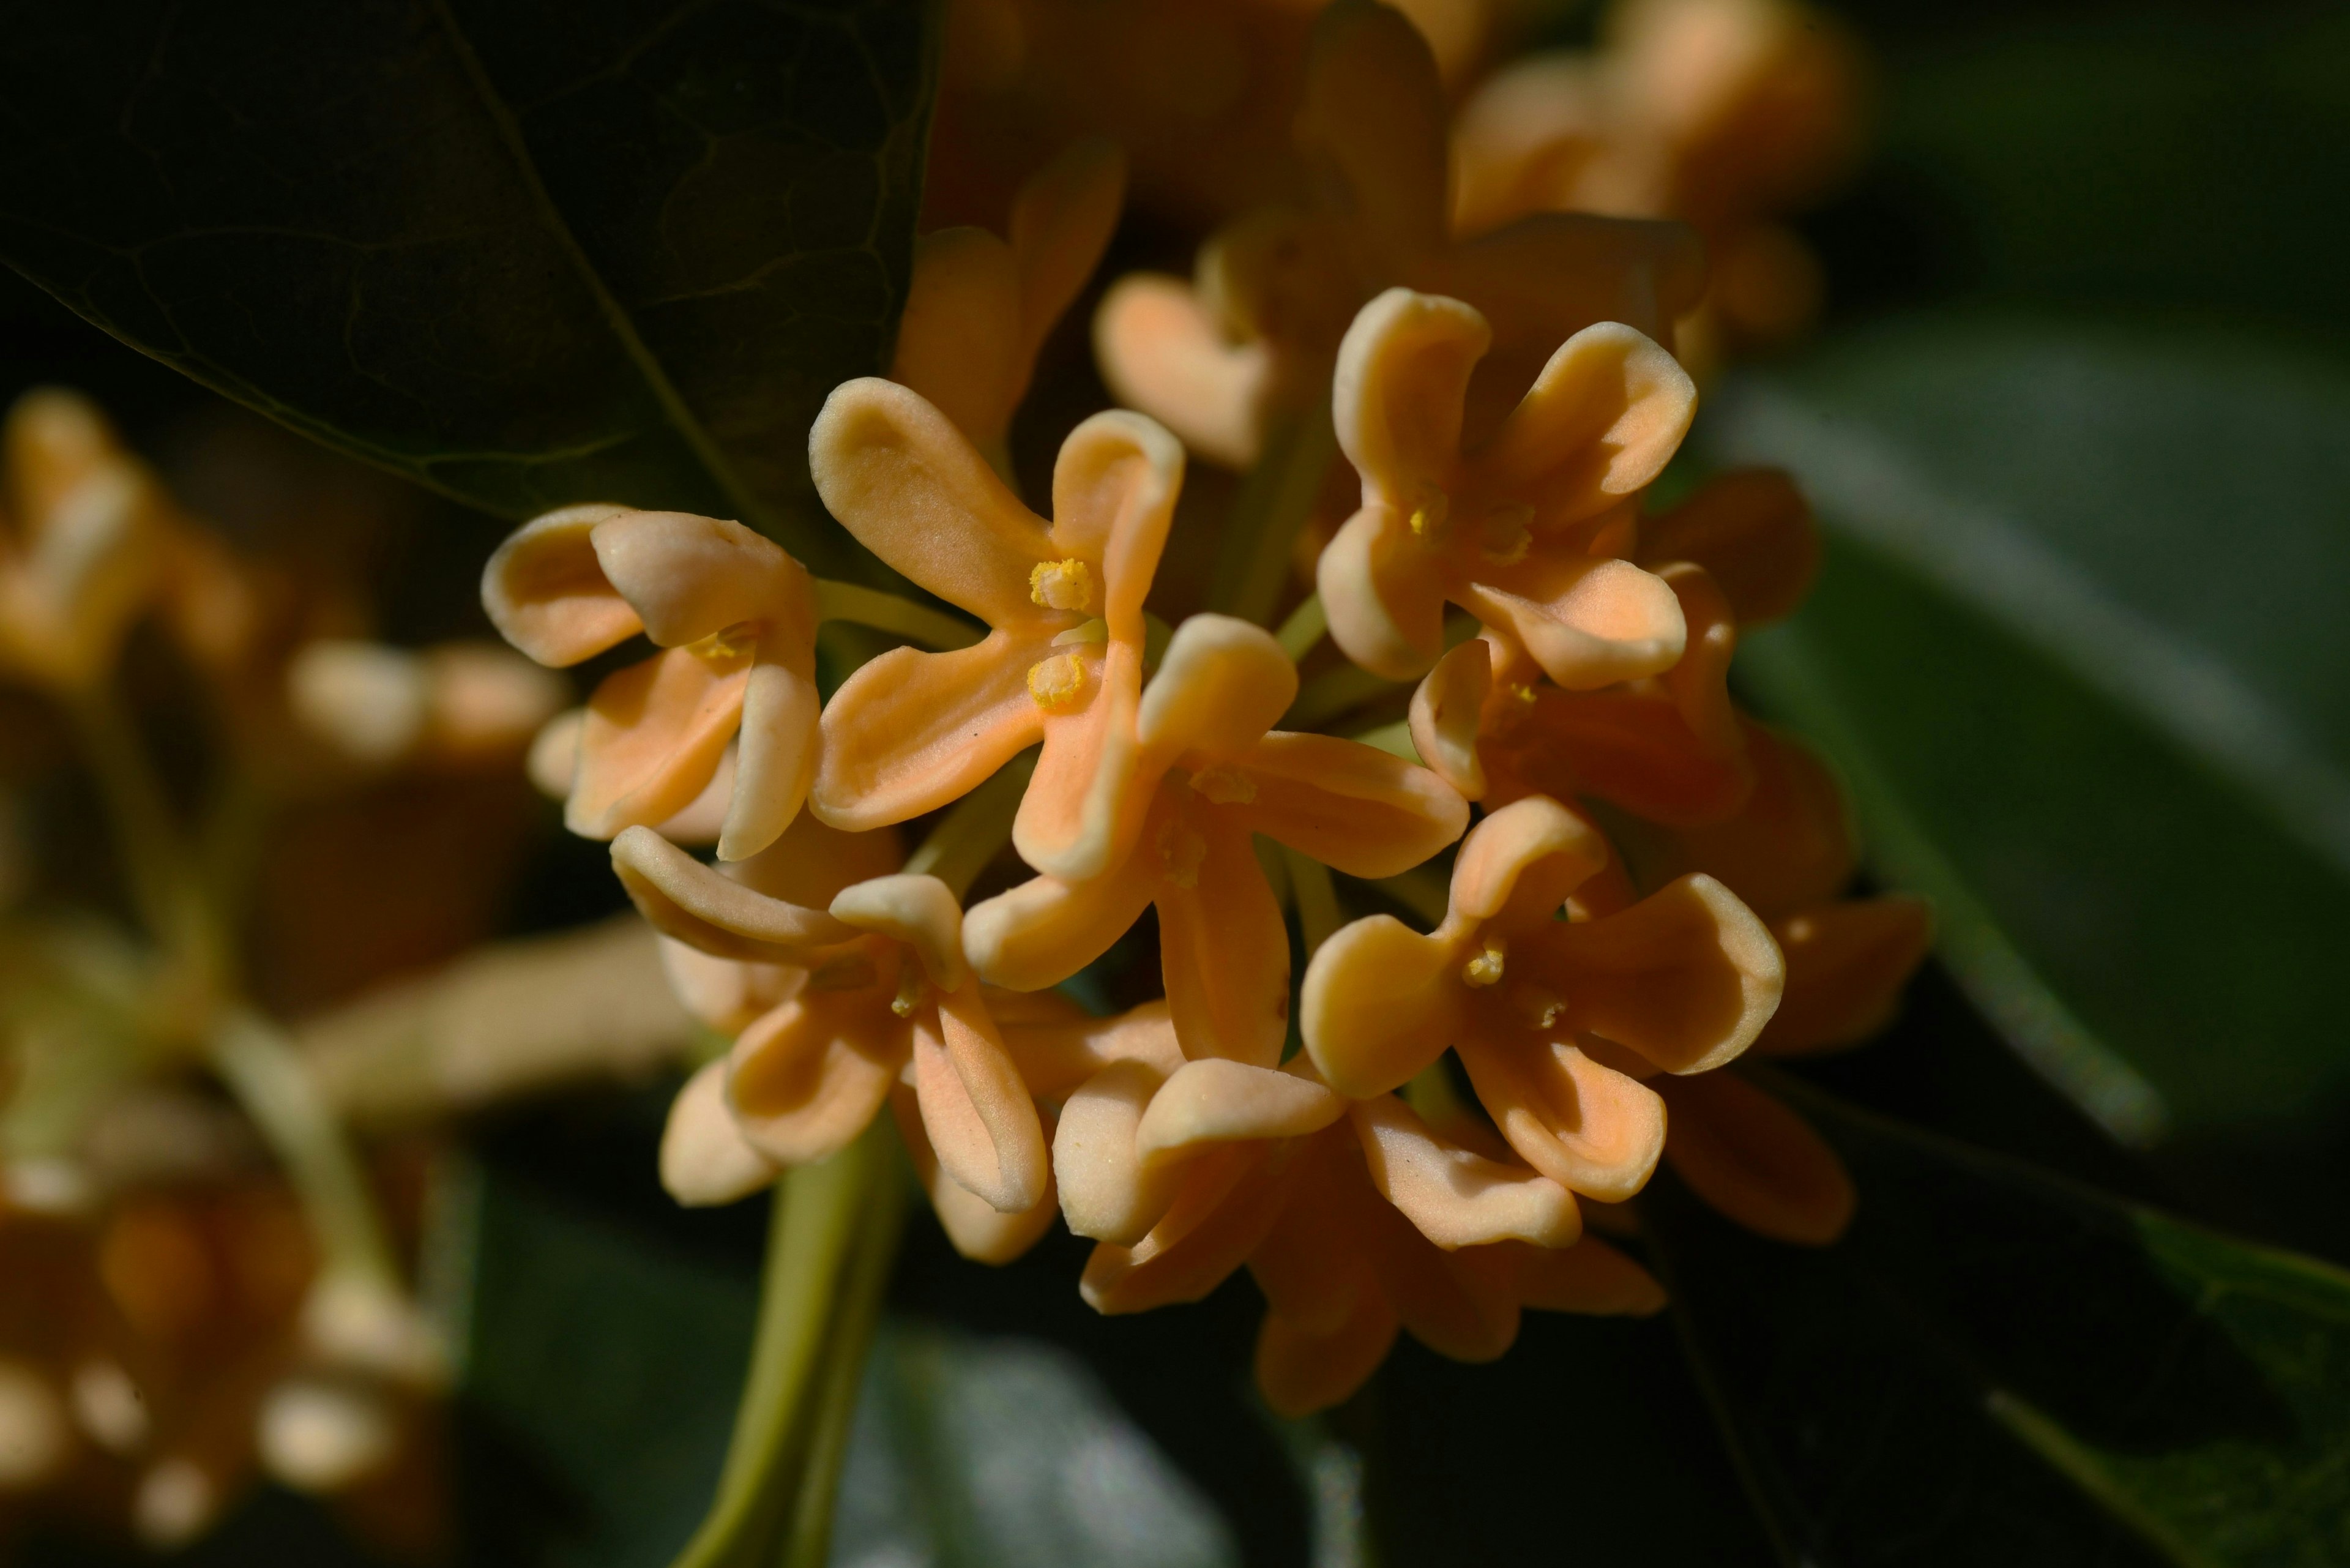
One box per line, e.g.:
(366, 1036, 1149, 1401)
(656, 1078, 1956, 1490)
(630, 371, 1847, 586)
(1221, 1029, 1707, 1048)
(1646, 1086, 2350, 1568)
(1703, 315, 2350, 1159)
(0, 0, 938, 573)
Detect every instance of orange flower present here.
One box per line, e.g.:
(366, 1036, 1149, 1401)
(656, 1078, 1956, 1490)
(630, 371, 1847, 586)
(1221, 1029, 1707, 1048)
(963, 615, 1466, 1064)
(1321, 287, 1696, 686)
(1094, 2, 1704, 470)
(0, 389, 174, 692)
(892, 139, 1126, 458)
(1302, 794, 1781, 1201)
(806, 379, 1181, 882)
(482, 506, 819, 862)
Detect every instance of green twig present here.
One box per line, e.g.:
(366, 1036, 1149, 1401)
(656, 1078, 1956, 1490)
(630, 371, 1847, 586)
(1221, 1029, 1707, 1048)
(815, 580, 983, 651)
(1210, 403, 1339, 629)
(1275, 594, 1327, 662)
(903, 751, 1037, 898)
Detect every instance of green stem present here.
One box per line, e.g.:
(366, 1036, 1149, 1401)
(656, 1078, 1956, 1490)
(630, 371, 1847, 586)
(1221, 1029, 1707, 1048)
(1275, 593, 1327, 662)
(815, 580, 982, 651)
(1284, 848, 1343, 957)
(1210, 401, 1339, 628)
(781, 1169, 905, 1568)
(61, 685, 215, 980)
(670, 1119, 906, 1568)
(903, 752, 1036, 899)
(1285, 665, 1403, 733)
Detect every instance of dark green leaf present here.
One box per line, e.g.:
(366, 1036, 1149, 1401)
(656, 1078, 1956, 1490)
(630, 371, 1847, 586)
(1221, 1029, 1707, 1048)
(0, 0, 938, 573)
(1647, 1087, 2350, 1568)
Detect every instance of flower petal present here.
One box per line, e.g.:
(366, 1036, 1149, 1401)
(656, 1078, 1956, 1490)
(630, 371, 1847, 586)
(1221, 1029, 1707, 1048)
(1296, 3, 1449, 267)
(892, 1086, 1059, 1266)
(808, 378, 1054, 625)
(1658, 1072, 1855, 1245)
(1013, 638, 1147, 882)
(480, 503, 641, 666)
(1237, 731, 1468, 878)
(659, 1059, 777, 1206)
(1094, 274, 1274, 470)
(1365, 1203, 1522, 1362)
(830, 873, 969, 991)
(1138, 1059, 1345, 1159)
(569, 649, 746, 838)
(1351, 1094, 1580, 1249)
(998, 998, 1185, 1100)
(1754, 897, 1934, 1056)
(1048, 409, 1183, 645)
(1417, 212, 1707, 369)
(1538, 873, 1783, 1074)
(1301, 914, 1461, 1099)
(729, 813, 907, 907)
(1408, 639, 1491, 799)
(1054, 1058, 1178, 1245)
(891, 226, 1025, 448)
(1255, 1290, 1398, 1419)
(1511, 1236, 1665, 1316)
(1455, 1035, 1665, 1201)
(1247, 1130, 1375, 1334)
(1638, 469, 1818, 626)
(1334, 288, 1488, 504)
(911, 983, 1048, 1214)
(1317, 502, 1448, 680)
(1638, 722, 1855, 916)
(1459, 553, 1686, 690)
(611, 826, 854, 963)
(1136, 614, 1296, 764)
(726, 993, 903, 1167)
(1157, 812, 1292, 1067)
(963, 854, 1160, 992)
(812, 634, 1044, 831)
(1473, 322, 1694, 526)
(1010, 138, 1127, 369)
(590, 509, 813, 649)
(1080, 1144, 1285, 1314)
(720, 651, 820, 861)
(1449, 794, 1610, 930)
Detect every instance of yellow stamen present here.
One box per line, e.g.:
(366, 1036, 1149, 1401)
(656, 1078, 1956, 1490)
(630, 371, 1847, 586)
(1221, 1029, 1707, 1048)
(1479, 502, 1534, 565)
(889, 961, 927, 1019)
(1029, 558, 1095, 613)
(1190, 764, 1256, 805)
(1406, 485, 1451, 544)
(1461, 936, 1507, 988)
(1027, 652, 1087, 710)
(1157, 818, 1206, 889)
(1051, 617, 1109, 646)
(1516, 985, 1566, 1029)
(687, 623, 757, 665)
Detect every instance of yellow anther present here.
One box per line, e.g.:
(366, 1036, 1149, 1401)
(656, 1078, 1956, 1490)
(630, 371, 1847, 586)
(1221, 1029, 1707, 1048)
(1029, 558, 1095, 613)
(1190, 764, 1256, 805)
(1478, 502, 1534, 566)
(687, 623, 758, 665)
(1051, 617, 1109, 647)
(1460, 937, 1507, 988)
(1406, 485, 1451, 543)
(1027, 652, 1087, 710)
(1512, 682, 1539, 706)
(1157, 818, 1207, 889)
(1516, 985, 1566, 1030)
(889, 961, 927, 1019)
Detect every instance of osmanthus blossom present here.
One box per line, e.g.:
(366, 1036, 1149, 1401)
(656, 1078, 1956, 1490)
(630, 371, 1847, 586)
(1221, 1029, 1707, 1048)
(1320, 285, 1698, 687)
(1301, 794, 1783, 1205)
(0, 389, 175, 693)
(805, 379, 1180, 884)
(961, 614, 1466, 1061)
(1093, 0, 1704, 471)
(482, 505, 820, 862)
(891, 138, 1127, 462)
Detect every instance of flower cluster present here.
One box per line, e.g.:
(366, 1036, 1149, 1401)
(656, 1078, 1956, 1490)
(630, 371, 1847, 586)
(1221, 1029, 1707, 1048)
(484, 0, 1924, 1421)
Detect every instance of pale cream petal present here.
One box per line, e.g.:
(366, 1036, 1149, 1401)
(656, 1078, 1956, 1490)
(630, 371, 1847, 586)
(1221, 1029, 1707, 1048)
(1093, 274, 1274, 470)
(480, 503, 641, 666)
(719, 651, 819, 861)
(1135, 615, 1296, 764)
(726, 994, 903, 1166)
(611, 826, 854, 963)
(1474, 323, 1695, 523)
(1333, 288, 1487, 504)
(1350, 1096, 1580, 1249)
(829, 873, 968, 992)
(728, 812, 907, 906)
(1254, 1291, 1399, 1419)
(1512, 1236, 1665, 1316)
(1138, 1059, 1345, 1159)
(1458, 554, 1687, 691)
(659, 1059, 778, 1206)
(1048, 409, 1184, 644)
(963, 855, 1160, 992)
(1010, 138, 1127, 369)
(808, 378, 1053, 625)
(1079, 1146, 1285, 1314)
(1753, 897, 1933, 1056)
(1448, 794, 1610, 928)
(656, 935, 799, 1034)
(910, 984, 1048, 1214)
(1300, 914, 1461, 1099)
(589, 509, 814, 649)
(1637, 468, 1818, 626)
(999, 999, 1185, 1100)
(1297, 2, 1449, 267)
(568, 651, 746, 839)
(1408, 640, 1491, 799)
(891, 226, 1025, 448)
(1317, 503, 1449, 680)
(892, 1086, 1059, 1265)
(811, 634, 1044, 831)
(1236, 731, 1468, 878)
(1456, 1036, 1665, 1201)
(1539, 873, 1784, 1074)
(1658, 1072, 1855, 1245)
(1053, 1058, 1179, 1245)
(1157, 812, 1291, 1068)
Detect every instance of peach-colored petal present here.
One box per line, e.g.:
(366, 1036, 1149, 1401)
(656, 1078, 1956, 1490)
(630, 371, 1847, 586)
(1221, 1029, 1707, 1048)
(1237, 731, 1469, 878)
(1014, 638, 1147, 882)
(1643, 722, 1856, 916)
(1754, 896, 1933, 1056)
(1455, 1035, 1665, 1201)
(1247, 1134, 1373, 1334)
(1638, 468, 1818, 626)
(812, 634, 1045, 831)
(1296, 2, 1449, 267)
(1449, 54, 1611, 239)
(963, 853, 1161, 992)
(1317, 503, 1449, 680)
(660, 1059, 778, 1206)
(1080, 1145, 1286, 1314)
(1350, 1095, 1580, 1249)
(1255, 1291, 1398, 1419)
(1458, 554, 1686, 690)
(569, 650, 748, 839)
(1094, 274, 1275, 470)
(892, 226, 1025, 447)
(808, 379, 1054, 625)
(829, 874, 969, 992)
(1333, 288, 1487, 504)
(1408, 639, 1491, 799)
(1054, 1059, 1179, 1245)
(1537, 873, 1783, 1073)
(1658, 1071, 1855, 1245)
(1138, 1059, 1345, 1159)
(1418, 212, 1708, 366)
(480, 503, 641, 666)
(590, 509, 813, 649)
(1136, 615, 1297, 766)
(1010, 138, 1127, 369)
(1367, 1205, 1521, 1363)
(999, 999, 1185, 1101)
(1475, 323, 1696, 522)
(729, 813, 907, 907)
(1300, 914, 1461, 1099)
(911, 984, 1049, 1213)
(893, 1086, 1059, 1266)
(1512, 1236, 1665, 1315)
(611, 826, 853, 963)
(1449, 794, 1610, 929)
(1655, 562, 1743, 755)
(1156, 811, 1292, 1068)
(723, 652, 820, 861)
(657, 935, 799, 1035)
(1048, 409, 1183, 644)
(726, 993, 903, 1167)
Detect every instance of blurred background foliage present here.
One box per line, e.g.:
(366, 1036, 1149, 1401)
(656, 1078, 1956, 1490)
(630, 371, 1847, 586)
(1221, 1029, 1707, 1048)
(5, 0, 2350, 1563)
